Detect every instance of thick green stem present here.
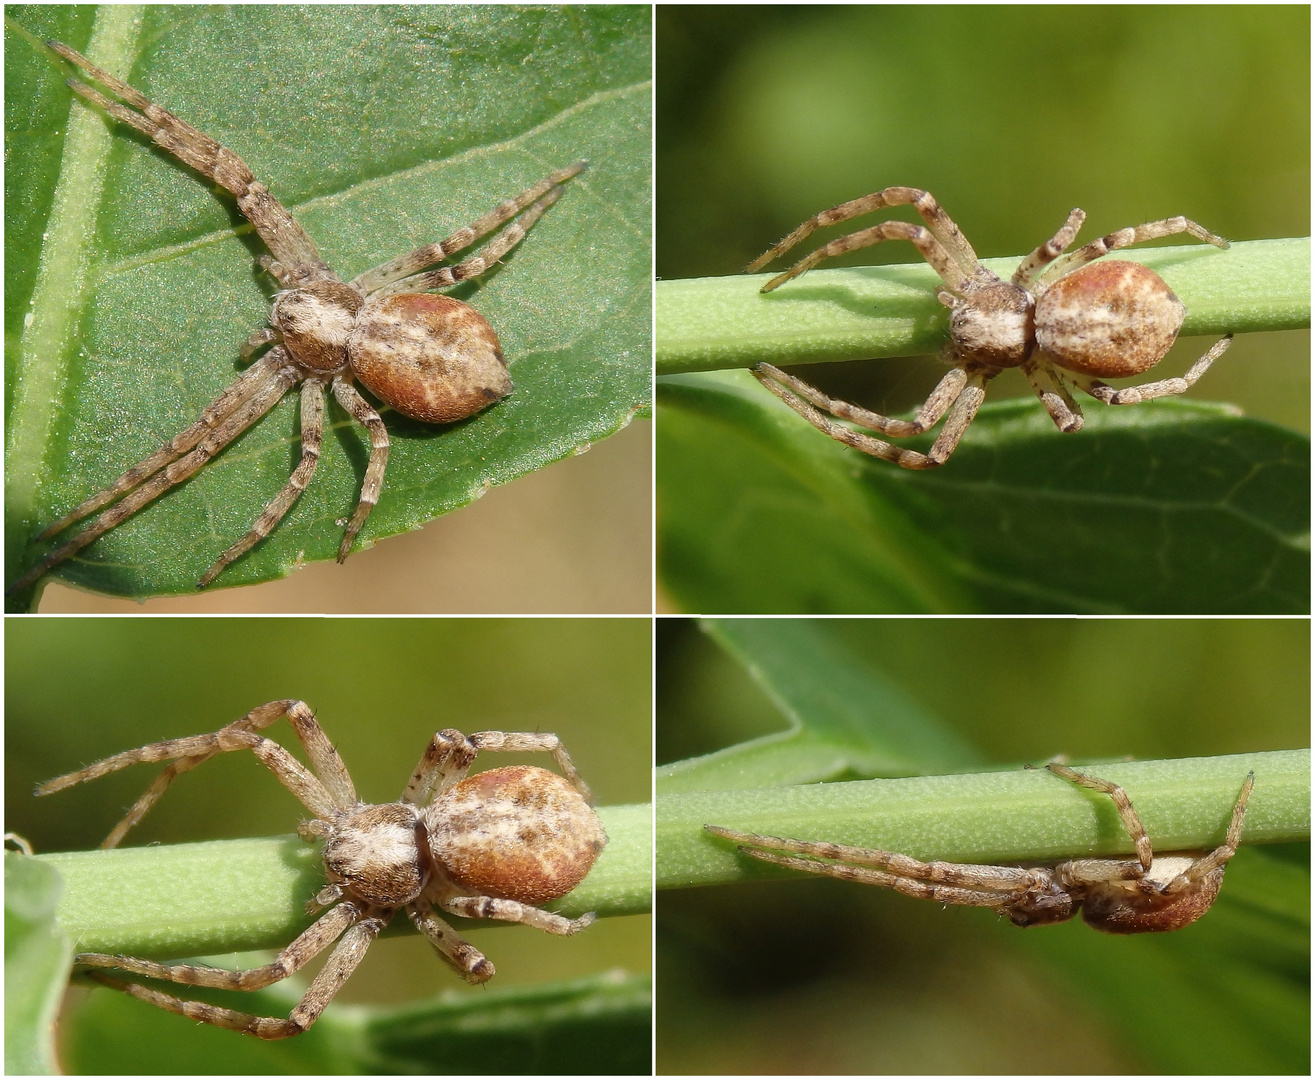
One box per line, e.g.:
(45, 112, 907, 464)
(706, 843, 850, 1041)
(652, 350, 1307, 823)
(658, 750, 1309, 889)
(657, 237, 1310, 375)
(36, 802, 650, 957)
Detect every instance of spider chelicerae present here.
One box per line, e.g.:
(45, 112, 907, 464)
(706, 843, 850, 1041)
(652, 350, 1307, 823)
(747, 186, 1234, 468)
(37, 700, 608, 1038)
(10, 41, 584, 596)
(707, 763, 1253, 933)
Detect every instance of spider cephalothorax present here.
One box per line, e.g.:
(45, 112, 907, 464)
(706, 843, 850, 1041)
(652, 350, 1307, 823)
(708, 763, 1253, 934)
(38, 701, 608, 1038)
(10, 41, 584, 596)
(747, 187, 1233, 468)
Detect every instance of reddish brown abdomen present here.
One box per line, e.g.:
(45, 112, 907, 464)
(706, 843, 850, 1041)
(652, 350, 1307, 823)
(427, 765, 607, 906)
(350, 294, 512, 423)
(1035, 260, 1186, 378)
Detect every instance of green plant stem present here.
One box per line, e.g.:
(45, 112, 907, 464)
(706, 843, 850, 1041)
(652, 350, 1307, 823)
(36, 802, 650, 957)
(658, 750, 1309, 889)
(657, 236, 1311, 375)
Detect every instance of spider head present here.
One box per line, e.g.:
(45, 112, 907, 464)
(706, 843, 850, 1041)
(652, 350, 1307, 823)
(1003, 879, 1078, 927)
(322, 802, 431, 908)
(944, 282, 1035, 368)
(272, 281, 365, 373)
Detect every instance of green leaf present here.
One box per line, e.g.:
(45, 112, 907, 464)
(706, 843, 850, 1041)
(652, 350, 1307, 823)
(658, 371, 1309, 613)
(5, 6, 652, 606)
(658, 618, 980, 792)
(5, 851, 74, 1076)
(61, 969, 652, 1075)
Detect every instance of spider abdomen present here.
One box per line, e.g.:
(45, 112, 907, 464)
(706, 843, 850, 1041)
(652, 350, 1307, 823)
(1079, 856, 1225, 934)
(350, 293, 512, 424)
(1035, 260, 1186, 378)
(426, 765, 608, 906)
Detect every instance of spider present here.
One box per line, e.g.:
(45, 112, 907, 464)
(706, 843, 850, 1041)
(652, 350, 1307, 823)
(10, 41, 585, 596)
(746, 186, 1234, 468)
(37, 700, 608, 1038)
(706, 763, 1254, 933)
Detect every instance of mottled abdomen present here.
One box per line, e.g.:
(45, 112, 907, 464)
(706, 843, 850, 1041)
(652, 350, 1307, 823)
(1035, 260, 1186, 378)
(426, 765, 607, 905)
(350, 293, 512, 423)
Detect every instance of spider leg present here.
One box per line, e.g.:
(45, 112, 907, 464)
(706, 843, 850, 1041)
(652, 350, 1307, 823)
(367, 186, 571, 300)
(75, 900, 361, 990)
(53, 701, 355, 848)
(755, 220, 975, 295)
(38, 701, 344, 833)
(48, 41, 331, 285)
(83, 912, 386, 1039)
(35, 350, 288, 542)
(705, 825, 1038, 889)
(439, 892, 597, 934)
(753, 363, 992, 469)
(747, 187, 980, 278)
(756, 362, 969, 437)
(402, 729, 593, 805)
(198, 378, 326, 587)
(1165, 771, 1254, 888)
(352, 162, 587, 296)
(1070, 335, 1232, 406)
(329, 379, 390, 562)
(729, 847, 1025, 909)
(468, 730, 594, 801)
(1021, 358, 1085, 433)
(1046, 764, 1154, 873)
(1012, 207, 1086, 285)
(1032, 215, 1229, 288)
(8, 366, 297, 597)
(408, 898, 496, 983)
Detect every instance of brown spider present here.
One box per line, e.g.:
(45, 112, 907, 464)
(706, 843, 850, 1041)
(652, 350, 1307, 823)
(10, 41, 585, 596)
(707, 763, 1253, 933)
(747, 187, 1234, 468)
(37, 700, 608, 1039)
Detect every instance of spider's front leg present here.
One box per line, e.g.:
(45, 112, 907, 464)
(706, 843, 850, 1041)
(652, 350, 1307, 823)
(36, 700, 355, 847)
(83, 910, 388, 1039)
(48, 41, 332, 286)
(753, 361, 995, 469)
(6, 354, 298, 598)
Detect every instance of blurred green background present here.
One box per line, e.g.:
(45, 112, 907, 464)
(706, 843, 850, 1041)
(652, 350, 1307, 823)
(656, 617, 1310, 1074)
(6, 618, 651, 1065)
(657, 4, 1309, 431)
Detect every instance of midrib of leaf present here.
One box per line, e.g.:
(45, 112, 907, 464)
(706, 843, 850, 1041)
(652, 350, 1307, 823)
(5, 9, 145, 528)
